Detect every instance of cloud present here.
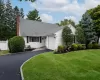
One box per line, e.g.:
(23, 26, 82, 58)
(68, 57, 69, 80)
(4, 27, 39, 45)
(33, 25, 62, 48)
(40, 13, 53, 23)
(30, 0, 100, 23)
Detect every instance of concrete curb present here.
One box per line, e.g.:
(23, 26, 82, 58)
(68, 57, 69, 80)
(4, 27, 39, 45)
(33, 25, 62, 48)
(20, 56, 35, 80)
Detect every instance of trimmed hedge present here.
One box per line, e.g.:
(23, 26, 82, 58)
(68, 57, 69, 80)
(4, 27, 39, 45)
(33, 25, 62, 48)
(87, 43, 93, 49)
(57, 45, 66, 53)
(8, 36, 25, 53)
(77, 44, 86, 50)
(92, 43, 100, 49)
(71, 44, 78, 51)
(87, 43, 100, 49)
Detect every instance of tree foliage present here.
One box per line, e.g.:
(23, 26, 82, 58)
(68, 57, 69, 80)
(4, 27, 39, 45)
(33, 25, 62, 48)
(57, 19, 76, 27)
(80, 12, 97, 47)
(62, 26, 74, 46)
(0, 0, 6, 40)
(27, 9, 41, 21)
(0, 0, 24, 40)
(87, 5, 100, 42)
(19, 0, 36, 2)
(76, 27, 85, 44)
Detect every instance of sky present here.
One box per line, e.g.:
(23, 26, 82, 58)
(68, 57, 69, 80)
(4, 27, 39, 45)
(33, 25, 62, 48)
(11, 0, 100, 24)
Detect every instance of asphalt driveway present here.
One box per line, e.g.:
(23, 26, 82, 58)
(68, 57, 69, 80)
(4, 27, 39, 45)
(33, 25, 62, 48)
(0, 49, 51, 80)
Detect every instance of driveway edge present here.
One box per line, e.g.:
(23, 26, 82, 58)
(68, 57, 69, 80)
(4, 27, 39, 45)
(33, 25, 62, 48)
(20, 56, 34, 80)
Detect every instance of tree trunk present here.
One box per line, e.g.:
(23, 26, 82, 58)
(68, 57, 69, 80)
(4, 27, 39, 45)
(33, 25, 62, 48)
(97, 35, 100, 43)
(86, 40, 90, 49)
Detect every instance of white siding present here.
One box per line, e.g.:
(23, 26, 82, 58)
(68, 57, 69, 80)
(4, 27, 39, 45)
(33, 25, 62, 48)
(68, 24, 76, 35)
(55, 29, 63, 49)
(23, 37, 45, 48)
(46, 29, 63, 50)
(99, 38, 100, 44)
(0, 41, 8, 50)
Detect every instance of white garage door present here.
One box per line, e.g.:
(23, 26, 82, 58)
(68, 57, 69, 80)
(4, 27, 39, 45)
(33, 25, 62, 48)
(47, 36, 55, 50)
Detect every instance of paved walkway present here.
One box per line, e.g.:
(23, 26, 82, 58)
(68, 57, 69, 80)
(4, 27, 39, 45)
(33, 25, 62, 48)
(0, 49, 51, 80)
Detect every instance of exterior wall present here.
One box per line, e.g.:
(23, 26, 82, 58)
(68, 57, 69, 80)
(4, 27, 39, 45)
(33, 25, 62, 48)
(0, 41, 8, 50)
(68, 24, 76, 35)
(46, 29, 63, 50)
(55, 29, 63, 49)
(23, 37, 45, 48)
(99, 38, 100, 44)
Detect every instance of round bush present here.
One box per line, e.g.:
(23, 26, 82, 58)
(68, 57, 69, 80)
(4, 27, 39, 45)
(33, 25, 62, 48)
(77, 44, 83, 50)
(77, 44, 86, 50)
(71, 44, 78, 51)
(81, 44, 86, 50)
(92, 43, 99, 49)
(8, 36, 25, 53)
(57, 45, 66, 53)
(87, 43, 93, 49)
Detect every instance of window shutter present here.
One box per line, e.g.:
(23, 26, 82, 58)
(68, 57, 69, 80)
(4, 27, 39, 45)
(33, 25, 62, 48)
(40, 37, 42, 43)
(27, 36, 28, 43)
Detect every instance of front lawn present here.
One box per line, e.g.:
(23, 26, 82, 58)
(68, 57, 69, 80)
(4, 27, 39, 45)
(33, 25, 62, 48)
(0, 50, 9, 56)
(22, 50, 100, 80)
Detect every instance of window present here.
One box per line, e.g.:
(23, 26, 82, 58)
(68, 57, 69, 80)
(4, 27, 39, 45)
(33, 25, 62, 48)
(29, 37, 39, 42)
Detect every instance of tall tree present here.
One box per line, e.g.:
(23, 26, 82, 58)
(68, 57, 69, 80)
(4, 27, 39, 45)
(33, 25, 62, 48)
(87, 5, 100, 42)
(20, 8, 24, 18)
(0, 0, 6, 40)
(27, 9, 41, 21)
(5, 0, 16, 39)
(0, 0, 25, 40)
(80, 12, 97, 48)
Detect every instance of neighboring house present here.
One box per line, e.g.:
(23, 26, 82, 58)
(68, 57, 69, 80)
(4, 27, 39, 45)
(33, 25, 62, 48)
(17, 17, 63, 50)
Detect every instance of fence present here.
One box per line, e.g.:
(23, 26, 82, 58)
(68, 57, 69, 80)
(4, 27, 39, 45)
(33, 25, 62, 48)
(0, 40, 8, 50)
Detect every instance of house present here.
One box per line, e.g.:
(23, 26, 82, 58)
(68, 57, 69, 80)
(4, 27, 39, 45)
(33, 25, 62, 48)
(0, 17, 76, 50)
(17, 17, 76, 50)
(17, 17, 63, 50)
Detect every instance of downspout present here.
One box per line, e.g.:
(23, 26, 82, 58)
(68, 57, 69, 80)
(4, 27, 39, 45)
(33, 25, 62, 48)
(48, 36, 49, 48)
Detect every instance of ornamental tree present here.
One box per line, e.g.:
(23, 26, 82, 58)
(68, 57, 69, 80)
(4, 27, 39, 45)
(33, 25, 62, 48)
(76, 27, 85, 44)
(62, 26, 74, 46)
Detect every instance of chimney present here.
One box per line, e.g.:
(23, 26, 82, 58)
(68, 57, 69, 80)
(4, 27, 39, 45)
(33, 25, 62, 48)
(17, 16, 20, 36)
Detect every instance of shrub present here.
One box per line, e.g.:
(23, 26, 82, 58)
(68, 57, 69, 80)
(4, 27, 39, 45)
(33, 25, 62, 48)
(57, 45, 66, 53)
(77, 44, 83, 50)
(77, 44, 86, 50)
(82, 44, 86, 50)
(71, 44, 78, 51)
(87, 43, 93, 49)
(92, 43, 100, 49)
(8, 36, 25, 53)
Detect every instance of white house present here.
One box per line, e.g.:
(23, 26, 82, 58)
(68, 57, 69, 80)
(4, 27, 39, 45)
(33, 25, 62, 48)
(0, 17, 76, 50)
(17, 17, 64, 50)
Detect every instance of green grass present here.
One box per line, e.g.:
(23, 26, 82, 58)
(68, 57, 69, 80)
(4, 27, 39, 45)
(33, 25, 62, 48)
(0, 50, 9, 56)
(22, 50, 100, 80)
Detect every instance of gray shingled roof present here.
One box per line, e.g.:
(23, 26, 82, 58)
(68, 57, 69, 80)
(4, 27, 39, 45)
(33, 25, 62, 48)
(19, 18, 63, 36)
